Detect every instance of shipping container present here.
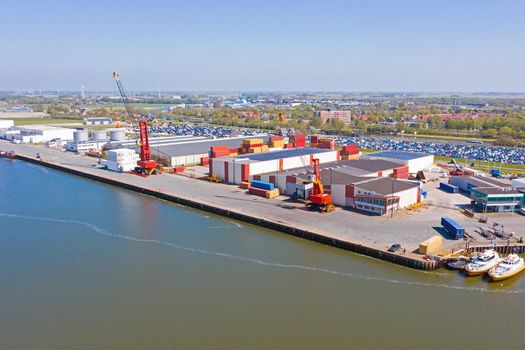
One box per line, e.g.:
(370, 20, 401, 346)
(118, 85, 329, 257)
(491, 168, 500, 177)
(251, 180, 274, 191)
(418, 235, 443, 255)
(439, 182, 459, 193)
(248, 187, 268, 197)
(265, 188, 280, 199)
(441, 217, 464, 239)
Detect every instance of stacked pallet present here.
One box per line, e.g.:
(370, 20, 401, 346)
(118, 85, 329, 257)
(340, 144, 360, 160)
(106, 149, 140, 172)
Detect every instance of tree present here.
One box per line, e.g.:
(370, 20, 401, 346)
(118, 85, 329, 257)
(311, 116, 323, 129)
(499, 126, 514, 137)
(330, 118, 345, 131)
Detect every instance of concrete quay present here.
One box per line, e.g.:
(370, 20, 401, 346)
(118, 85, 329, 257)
(2, 140, 488, 270)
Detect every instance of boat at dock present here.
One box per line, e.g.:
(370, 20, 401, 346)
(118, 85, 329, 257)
(488, 254, 525, 281)
(464, 249, 501, 276)
(0, 150, 16, 159)
(446, 260, 467, 270)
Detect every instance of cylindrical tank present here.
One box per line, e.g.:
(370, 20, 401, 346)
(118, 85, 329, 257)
(110, 129, 126, 141)
(73, 130, 89, 143)
(93, 130, 107, 141)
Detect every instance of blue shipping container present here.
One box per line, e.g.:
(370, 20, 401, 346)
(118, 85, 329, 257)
(491, 169, 500, 177)
(251, 180, 274, 191)
(441, 217, 464, 239)
(439, 182, 459, 193)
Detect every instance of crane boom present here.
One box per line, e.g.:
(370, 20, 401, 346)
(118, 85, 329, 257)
(112, 71, 157, 173)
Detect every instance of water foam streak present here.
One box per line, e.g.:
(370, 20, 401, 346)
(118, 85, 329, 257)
(0, 212, 521, 294)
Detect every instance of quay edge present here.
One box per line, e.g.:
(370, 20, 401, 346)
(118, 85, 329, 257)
(14, 154, 439, 271)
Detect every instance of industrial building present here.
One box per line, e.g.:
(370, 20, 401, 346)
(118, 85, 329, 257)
(0, 119, 14, 129)
(211, 148, 339, 184)
(450, 175, 511, 194)
(83, 117, 113, 125)
(314, 110, 352, 124)
(363, 151, 434, 174)
(450, 175, 524, 213)
(114, 135, 268, 167)
(252, 158, 421, 215)
(4, 125, 75, 143)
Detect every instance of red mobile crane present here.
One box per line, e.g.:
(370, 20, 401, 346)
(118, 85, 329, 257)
(306, 158, 333, 211)
(112, 71, 160, 175)
(290, 131, 333, 212)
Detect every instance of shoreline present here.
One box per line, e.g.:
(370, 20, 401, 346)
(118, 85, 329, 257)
(13, 152, 439, 271)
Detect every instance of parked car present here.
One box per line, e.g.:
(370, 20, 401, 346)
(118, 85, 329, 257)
(388, 244, 401, 252)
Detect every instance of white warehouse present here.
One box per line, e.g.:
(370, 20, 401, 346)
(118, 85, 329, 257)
(363, 151, 434, 173)
(12, 125, 75, 143)
(210, 148, 340, 184)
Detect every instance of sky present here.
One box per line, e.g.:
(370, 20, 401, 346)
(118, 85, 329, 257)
(1, 0, 524, 92)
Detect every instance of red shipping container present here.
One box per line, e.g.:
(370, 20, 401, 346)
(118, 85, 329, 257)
(310, 135, 320, 144)
(211, 150, 230, 158)
(241, 163, 250, 182)
(270, 136, 284, 142)
(211, 145, 229, 152)
(393, 166, 409, 174)
(200, 157, 209, 166)
(248, 187, 268, 197)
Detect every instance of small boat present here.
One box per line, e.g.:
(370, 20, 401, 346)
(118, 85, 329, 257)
(464, 249, 501, 276)
(0, 150, 16, 159)
(447, 260, 467, 270)
(488, 254, 525, 281)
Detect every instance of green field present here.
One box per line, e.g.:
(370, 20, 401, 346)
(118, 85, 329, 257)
(433, 156, 525, 175)
(0, 118, 80, 126)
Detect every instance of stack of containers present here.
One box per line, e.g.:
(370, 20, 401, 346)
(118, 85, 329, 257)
(316, 138, 336, 150)
(210, 146, 230, 158)
(392, 166, 409, 179)
(340, 144, 360, 160)
(106, 149, 140, 172)
(310, 135, 320, 147)
(248, 180, 279, 198)
(269, 136, 285, 148)
(241, 138, 267, 154)
(229, 148, 239, 156)
(293, 134, 306, 147)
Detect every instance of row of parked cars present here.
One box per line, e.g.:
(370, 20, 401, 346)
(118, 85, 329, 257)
(147, 124, 265, 138)
(334, 136, 525, 165)
(145, 124, 525, 165)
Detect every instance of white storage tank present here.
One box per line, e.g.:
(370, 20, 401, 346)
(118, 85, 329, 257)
(73, 130, 89, 143)
(93, 130, 107, 141)
(110, 129, 126, 141)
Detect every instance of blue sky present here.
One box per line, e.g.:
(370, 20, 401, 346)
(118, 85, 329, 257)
(1, 0, 524, 91)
